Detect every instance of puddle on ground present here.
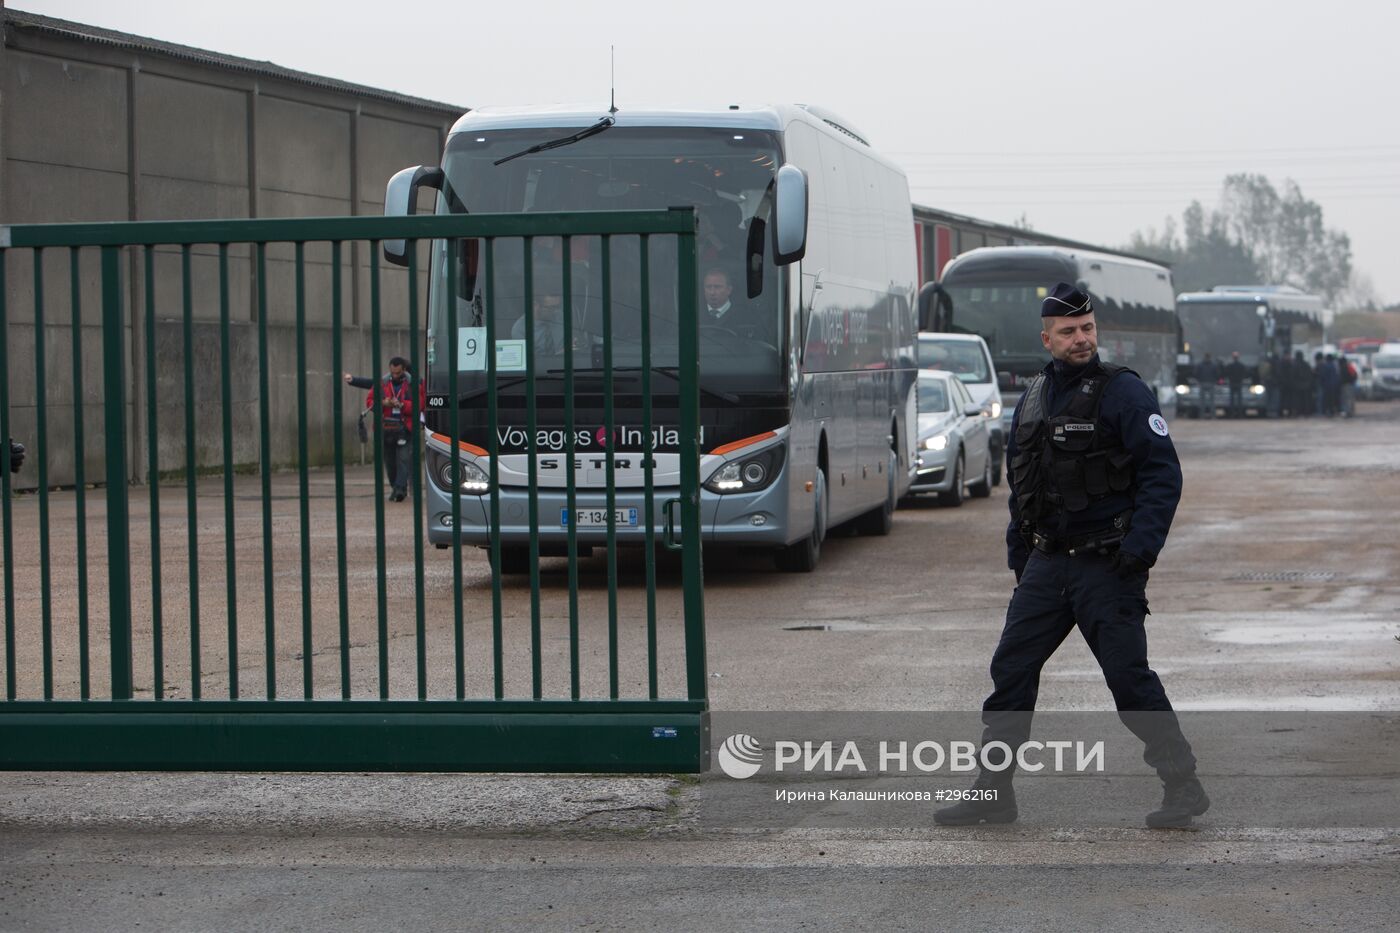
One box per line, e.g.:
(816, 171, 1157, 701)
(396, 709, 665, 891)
(1202, 620, 1395, 645)
(1175, 695, 1400, 711)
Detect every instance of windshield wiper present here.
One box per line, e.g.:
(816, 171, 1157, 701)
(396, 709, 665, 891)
(493, 116, 615, 166)
(545, 366, 741, 405)
(455, 374, 561, 402)
(620, 366, 741, 405)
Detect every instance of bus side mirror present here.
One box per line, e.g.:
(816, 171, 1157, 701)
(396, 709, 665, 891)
(772, 164, 808, 265)
(917, 282, 953, 331)
(383, 165, 445, 266)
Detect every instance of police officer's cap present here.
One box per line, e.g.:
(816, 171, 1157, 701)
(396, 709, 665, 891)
(1041, 283, 1093, 318)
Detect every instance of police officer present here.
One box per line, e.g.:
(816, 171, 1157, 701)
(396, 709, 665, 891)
(935, 283, 1207, 829)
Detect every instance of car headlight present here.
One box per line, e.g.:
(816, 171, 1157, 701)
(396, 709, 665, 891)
(427, 449, 491, 494)
(1175, 384, 1190, 394)
(1249, 384, 1266, 395)
(923, 434, 949, 452)
(990, 401, 1003, 419)
(703, 443, 786, 495)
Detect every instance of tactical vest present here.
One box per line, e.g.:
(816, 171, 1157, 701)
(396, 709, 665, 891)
(1011, 361, 1136, 524)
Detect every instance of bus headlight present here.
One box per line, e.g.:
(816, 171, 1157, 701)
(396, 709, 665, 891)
(1249, 384, 1266, 395)
(428, 449, 491, 494)
(703, 444, 785, 495)
(923, 434, 949, 452)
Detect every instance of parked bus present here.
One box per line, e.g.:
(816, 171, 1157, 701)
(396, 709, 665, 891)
(925, 246, 1180, 431)
(1175, 286, 1326, 416)
(383, 104, 918, 572)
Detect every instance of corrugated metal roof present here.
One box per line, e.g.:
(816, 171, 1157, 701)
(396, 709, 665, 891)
(3, 8, 467, 116)
(912, 202, 1166, 266)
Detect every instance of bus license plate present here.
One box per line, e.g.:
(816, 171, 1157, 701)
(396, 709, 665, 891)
(561, 508, 638, 527)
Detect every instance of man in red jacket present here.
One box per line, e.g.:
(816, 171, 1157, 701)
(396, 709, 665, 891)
(366, 356, 415, 501)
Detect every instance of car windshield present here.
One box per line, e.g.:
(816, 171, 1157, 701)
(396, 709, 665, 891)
(425, 125, 784, 401)
(918, 376, 950, 413)
(1374, 355, 1400, 368)
(918, 338, 991, 383)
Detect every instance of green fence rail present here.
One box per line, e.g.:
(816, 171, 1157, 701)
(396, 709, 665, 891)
(0, 211, 709, 772)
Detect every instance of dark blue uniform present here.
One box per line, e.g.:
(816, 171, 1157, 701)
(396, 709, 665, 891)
(986, 353, 1196, 782)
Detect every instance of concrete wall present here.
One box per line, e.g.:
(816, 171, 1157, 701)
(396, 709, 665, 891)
(2, 11, 459, 487)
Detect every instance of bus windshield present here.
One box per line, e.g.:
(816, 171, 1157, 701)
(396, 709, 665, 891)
(1180, 302, 1264, 365)
(426, 126, 784, 401)
(941, 284, 1051, 359)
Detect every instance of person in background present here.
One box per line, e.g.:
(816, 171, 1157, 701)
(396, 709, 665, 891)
(1224, 351, 1247, 418)
(1321, 353, 1342, 417)
(1292, 351, 1314, 416)
(1258, 352, 1278, 418)
(366, 356, 415, 501)
(1196, 353, 1220, 419)
(7, 439, 23, 473)
(1339, 355, 1358, 417)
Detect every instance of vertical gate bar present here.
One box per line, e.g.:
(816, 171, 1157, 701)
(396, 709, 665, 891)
(101, 245, 134, 701)
(484, 238, 503, 699)
(294, 242, 313, 698)
(446, 236, 463, 699)
(639, 236, 658, 699)
(255, 243, 276, 699)
(68, 248, 90, 699)
(524, 239, 541, 700)
(180, 245, 201, 699)
(0, 252, 14, 700)
(143, 246, 164, 700)
(675, 214, 708, 701)
(331, 241, 351, 699)
(369, 241, 389, 700)
(602, 237, 618, 700)
(217, 243, 238, 699)
(562, 243, 579, 701)
(407, 244, 427, 701)
(34, 250, 53, 699)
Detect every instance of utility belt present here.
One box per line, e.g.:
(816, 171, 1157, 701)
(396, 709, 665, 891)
(1027, 511, 1132, 557)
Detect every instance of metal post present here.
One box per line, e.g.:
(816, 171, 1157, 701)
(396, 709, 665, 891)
(674, 211, 708, 702)
(101, 245, 134, 700)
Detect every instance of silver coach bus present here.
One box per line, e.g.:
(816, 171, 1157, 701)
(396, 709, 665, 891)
(930, 246, 1180, 431)
(383, 105, 918, 572)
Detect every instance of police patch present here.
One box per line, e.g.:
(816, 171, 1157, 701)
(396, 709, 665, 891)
(1148, 414, 1169, 436)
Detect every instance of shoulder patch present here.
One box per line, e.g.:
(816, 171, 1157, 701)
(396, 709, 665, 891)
(1148, 414, 1169, 436)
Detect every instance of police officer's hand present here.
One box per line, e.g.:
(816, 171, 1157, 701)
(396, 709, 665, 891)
(1110, 549, 1150, 579)
(8, 440, 23, 474)
(1013, 563, 1026, 585)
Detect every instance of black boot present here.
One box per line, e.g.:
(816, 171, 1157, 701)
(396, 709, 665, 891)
(1146, 775, 1209, 828)
(933, 774, 1018, 826)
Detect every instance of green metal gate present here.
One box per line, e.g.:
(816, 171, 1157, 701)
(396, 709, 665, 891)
(0, 210, 708, 771)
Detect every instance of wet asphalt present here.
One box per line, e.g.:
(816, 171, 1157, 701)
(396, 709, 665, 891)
(2, 402, 1398, 930)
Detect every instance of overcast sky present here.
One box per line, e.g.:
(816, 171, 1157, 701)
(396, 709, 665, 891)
(17, 0, 1400, 304)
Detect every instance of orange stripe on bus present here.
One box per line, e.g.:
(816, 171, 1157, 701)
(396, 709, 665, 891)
(430, 433, 488, 457)
(710, 431, 776, 457)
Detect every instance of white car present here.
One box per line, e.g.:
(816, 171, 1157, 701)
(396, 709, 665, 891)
(907, 369, 994, 506)
(918, 332, 1004, 484)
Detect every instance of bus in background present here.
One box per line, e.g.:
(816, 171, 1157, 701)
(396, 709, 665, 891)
(1175, 286, 1325, 417)
(924, 246, 1179, 434)
(383, 104, 918, 573)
